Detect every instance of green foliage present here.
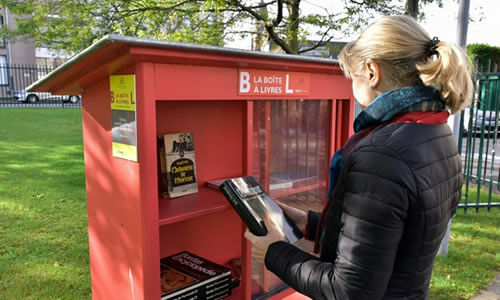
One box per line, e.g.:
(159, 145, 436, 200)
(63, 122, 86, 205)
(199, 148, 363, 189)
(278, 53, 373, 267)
(0, 0, 229, 53)
(467, 43, 500, 72)
(0, 0, 440, 55)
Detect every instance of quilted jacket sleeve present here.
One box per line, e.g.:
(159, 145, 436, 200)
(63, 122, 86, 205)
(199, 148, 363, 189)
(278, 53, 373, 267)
(265, 145, 416, 300)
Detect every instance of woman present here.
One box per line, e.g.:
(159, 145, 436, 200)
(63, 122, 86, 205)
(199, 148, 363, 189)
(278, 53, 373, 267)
(244, 15, 472, 299)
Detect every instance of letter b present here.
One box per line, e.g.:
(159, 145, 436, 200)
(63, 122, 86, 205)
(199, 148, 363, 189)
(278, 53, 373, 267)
(240, 72, 250, 93)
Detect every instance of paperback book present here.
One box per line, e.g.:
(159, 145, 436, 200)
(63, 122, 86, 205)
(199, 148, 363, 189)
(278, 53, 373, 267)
(160, 133, 198, 198)
(219, 176, 303, 244)
(160, 251, 232, 300)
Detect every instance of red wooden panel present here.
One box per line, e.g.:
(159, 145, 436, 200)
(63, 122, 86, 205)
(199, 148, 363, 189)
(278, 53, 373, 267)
(156, 100, 244, 184)
(158, 209, 242, 265)
(153, 64, 351, 101)
(136, 63, 162, 300)
(83, 78, 146, 300)
(339, 99, 352, 146)
(242, 101, 254, 300)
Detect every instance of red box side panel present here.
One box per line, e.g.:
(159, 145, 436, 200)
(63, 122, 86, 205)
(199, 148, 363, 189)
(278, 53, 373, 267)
(82, 78, 145, 300)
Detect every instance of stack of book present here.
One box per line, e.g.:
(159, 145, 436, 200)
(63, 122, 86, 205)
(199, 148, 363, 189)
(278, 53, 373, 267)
(160, 251, 232, 300)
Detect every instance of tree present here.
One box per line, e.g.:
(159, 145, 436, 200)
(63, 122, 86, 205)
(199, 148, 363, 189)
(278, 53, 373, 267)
(405, 0, 443, 19)
(467, 43, 500, 72)
(0, 0, 441, 56)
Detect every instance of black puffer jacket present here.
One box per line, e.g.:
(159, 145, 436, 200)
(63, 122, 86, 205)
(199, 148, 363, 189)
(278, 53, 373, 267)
(265, 121, 463, 300)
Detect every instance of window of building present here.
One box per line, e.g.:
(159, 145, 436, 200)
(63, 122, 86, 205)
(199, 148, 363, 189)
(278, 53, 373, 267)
(0, 55, 8, 85)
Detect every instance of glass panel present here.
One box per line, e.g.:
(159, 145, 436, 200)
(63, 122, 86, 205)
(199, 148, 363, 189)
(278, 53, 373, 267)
(250, 99, 330, 299)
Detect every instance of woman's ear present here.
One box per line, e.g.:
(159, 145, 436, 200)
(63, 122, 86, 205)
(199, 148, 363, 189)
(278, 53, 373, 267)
(365, 59, 381, 89)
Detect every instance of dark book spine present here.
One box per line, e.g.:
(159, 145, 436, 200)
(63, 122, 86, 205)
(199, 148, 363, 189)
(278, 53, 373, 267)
(162, 287, 201, 300)
(164, 276, 232, 300)
(219, 182, 267, 236)
(206, 289, 231, 300)
(205, 275, 232, 295)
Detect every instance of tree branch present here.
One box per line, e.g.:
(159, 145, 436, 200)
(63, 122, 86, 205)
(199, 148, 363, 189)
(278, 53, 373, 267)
(298, 30, 334, 54)
(273, 0, 283, 26)
(264, 23, 295, 53)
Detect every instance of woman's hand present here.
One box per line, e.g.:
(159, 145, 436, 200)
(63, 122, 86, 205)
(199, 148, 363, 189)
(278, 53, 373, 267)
(276, 201, 307, 234)
(244, 218, 286, 264)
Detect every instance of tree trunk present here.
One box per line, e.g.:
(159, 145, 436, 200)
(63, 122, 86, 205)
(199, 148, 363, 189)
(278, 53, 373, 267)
(405, 0, 419, 19)
(287, 0, 300, 54)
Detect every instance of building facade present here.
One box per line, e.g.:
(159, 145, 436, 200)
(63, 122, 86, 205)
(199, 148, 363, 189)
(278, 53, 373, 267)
(0, 7, 37, 66)
(0, 7, 69, 98)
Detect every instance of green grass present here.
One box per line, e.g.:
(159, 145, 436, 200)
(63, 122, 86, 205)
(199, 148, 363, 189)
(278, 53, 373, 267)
(429, 188, 500, 299)
(0, 109, 90, 299)
(0, 109, 498, 299)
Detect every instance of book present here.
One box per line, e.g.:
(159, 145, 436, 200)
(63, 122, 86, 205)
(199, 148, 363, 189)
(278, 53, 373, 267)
(229, 257, 241, 288)
(206, 178, 231, 190)
(160, 133, 198, 198)
(219, 176, 303, 244)
(160, 251, 232, 300)
(224, 257, 242, 289)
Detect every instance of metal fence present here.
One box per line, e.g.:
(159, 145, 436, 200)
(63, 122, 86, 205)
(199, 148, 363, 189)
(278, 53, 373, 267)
(0, 64, 81, 108)
(458, 71, 500, 214)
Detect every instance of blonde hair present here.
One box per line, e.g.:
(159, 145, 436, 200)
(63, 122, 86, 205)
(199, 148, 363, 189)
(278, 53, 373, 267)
(338, 15, 473, 114)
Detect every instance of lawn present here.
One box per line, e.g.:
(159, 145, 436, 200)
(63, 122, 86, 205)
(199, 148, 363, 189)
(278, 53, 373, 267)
(430, 188, 500, 300)
(0, 108, 498, 299)
(0, 109, 90, 299)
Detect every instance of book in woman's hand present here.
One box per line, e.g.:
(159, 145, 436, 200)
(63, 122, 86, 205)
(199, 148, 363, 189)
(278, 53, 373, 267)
(219, 176, 303, 244)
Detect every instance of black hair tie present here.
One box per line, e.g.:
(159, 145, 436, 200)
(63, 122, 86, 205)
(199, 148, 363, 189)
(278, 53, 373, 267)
(425, 37, 440, 57)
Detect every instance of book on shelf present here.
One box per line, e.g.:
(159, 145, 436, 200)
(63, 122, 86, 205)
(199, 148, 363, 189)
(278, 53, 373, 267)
(269, 173, 319, 191)
(219, 176, 303, 244)
(225, 257, 241, 289)
(206, 178, 232, 190)
(160, 251, 232, 300)
(159, 133, 198, 198)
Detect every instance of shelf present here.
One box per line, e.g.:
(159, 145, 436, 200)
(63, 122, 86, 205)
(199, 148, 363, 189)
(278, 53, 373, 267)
(158, 186, 231, 226)
(270, 180, 327, 199)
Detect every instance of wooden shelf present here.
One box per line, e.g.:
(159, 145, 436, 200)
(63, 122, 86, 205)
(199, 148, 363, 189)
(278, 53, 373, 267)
(270, 180, 327, 199)
(158, 186, 231, 226)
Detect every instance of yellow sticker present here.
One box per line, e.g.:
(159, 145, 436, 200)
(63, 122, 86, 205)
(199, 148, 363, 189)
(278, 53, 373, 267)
(110, 75, 136, 111)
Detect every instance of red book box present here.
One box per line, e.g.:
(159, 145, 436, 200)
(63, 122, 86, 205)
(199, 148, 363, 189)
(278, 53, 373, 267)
(28, 35, 354, 300)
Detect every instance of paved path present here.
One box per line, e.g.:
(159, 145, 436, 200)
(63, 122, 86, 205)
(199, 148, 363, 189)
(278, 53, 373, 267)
(470, 273, 500, 300)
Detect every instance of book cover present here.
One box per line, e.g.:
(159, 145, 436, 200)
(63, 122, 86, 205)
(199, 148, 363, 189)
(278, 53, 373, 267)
(219, 176, 303, 244)
(160, 265, 198, 297)
(162, 133, 198, 198)
(161, 251, 232, 300)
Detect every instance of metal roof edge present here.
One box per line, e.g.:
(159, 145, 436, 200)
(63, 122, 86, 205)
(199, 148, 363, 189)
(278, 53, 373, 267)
(27, 34, 340, 92)
(27, 35, 114, 91)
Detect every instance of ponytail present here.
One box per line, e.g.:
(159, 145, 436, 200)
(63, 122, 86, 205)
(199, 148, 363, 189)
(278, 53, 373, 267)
(417, 41, 473, 114)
